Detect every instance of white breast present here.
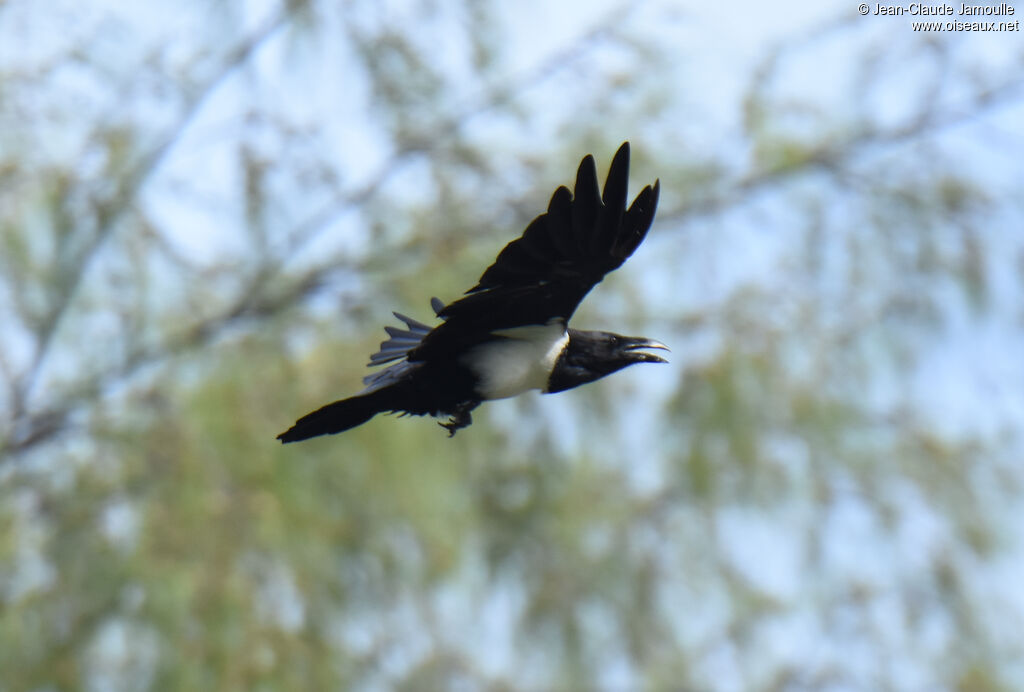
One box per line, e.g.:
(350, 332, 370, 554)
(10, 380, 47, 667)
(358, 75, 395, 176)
(461, 321, 569, 400)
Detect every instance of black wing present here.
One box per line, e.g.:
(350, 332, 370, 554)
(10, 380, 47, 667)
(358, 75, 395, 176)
(434, 141, 659, 330)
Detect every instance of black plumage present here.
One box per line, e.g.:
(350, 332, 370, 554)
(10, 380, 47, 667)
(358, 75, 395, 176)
(278, 142, 666, 443)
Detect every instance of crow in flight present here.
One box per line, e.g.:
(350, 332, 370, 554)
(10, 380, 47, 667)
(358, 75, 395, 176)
(278, 142, 665, 442)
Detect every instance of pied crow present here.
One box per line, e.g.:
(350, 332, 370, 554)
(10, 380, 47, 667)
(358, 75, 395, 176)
(278, 141, 666, 442)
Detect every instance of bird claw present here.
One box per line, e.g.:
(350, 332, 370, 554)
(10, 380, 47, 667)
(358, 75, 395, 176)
(438, 407, 473, 437)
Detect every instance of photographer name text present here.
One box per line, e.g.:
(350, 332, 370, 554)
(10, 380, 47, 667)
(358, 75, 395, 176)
(871, 2, 1013, 14)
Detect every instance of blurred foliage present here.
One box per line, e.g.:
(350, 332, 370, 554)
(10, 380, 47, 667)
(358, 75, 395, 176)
(2, 0, 1024, 690)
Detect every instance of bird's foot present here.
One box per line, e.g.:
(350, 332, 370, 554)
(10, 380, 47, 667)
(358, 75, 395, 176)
(438, 406, 473, 437)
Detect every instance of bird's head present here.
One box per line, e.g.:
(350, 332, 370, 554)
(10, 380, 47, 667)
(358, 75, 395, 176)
(546, 329, 669, 393)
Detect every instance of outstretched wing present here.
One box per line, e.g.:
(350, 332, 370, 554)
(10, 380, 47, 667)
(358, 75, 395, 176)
(360, 303, 447, 392)
(436, 141, 660, 330)
(366, 311, 434, 367)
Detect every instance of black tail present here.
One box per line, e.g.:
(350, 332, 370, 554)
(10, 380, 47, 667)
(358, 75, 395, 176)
(277, 390, 392, 443)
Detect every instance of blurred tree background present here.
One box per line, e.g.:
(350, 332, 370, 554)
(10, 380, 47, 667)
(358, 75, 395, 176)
(2, 0, 1024, 690)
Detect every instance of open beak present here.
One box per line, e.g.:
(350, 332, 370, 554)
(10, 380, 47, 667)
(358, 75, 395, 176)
(623, 337, 670, 364)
